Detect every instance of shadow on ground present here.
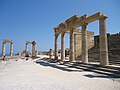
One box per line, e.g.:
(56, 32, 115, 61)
(36, 58, 120, 79)
(36, 61, 82, 72)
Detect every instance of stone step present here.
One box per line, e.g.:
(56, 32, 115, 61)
(63, 62, 120, 77)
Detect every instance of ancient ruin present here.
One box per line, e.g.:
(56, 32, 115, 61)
(25, 41, 37, 57)
(54, 12, 108, 66)
(2, 39, 13, 56)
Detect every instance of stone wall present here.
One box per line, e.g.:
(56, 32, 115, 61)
(88, 33, 120, 65)
(74, 30, 94, 59)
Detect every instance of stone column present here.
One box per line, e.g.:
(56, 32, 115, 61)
(49, 49, 53, 59)
(35, 50, 38, 56)
(2, 42, 6, 56)
(61, 32, 65, 61)
(70, 30, 75, 62)
(99, 16, 108, 66)
(82, 24, 88, 63)
(25, 43, 28, 52)
(10, 43, 13, 56)
(32, 41, 36, 57)
(54, 34, 59, 59)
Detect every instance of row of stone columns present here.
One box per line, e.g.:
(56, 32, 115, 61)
(54, 29, 75, 62)
(81, 17, 108, 66)
(54, 16, 108, 66)
(2, 42, 13, 56)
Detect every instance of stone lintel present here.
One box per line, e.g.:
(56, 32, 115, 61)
(84, 12, 107, 23)
(53, 12, 107, 35)
(3, 39, 13, 43)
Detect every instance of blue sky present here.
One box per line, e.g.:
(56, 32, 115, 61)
(0, 0, 120, 54)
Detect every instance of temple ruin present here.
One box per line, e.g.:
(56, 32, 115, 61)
(25, 41, 37, 57)
(54, 12, 108, 66)
(2, 39, 13, 56)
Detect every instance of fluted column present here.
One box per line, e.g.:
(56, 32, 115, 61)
(10, 43, 13, 56)
(99, 16, 108, 66)
(82, 24, 88, 63)
(61, 32, 65, 61)
(70, 30, 75, 62)
(2, 43, 6, 56)
(54, 34, 59, 59)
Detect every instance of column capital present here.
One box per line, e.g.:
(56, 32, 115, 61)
(61, 32, 66, 35)
(11, 42, 13, 44)
(54, 33, 59, 37)
(3, 42, 6, 44)
(99, 15, 108, 20)
(32, 41, 36, 45)
(82, 23, 88, 26)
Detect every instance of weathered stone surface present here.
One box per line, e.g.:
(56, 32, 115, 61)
(74, 29, 94, 60)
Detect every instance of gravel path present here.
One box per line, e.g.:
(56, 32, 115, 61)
(0, 57, 120, 90)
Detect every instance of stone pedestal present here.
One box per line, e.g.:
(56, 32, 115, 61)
(99, 17, 108, 66)
(54, 34, 59, 59)
(82, 24, 88, 63)
(61, 33, 65, 61)
(10, 43, 13, 56)
(70, 30, 75, 62)
(2, 43, 6, 56)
